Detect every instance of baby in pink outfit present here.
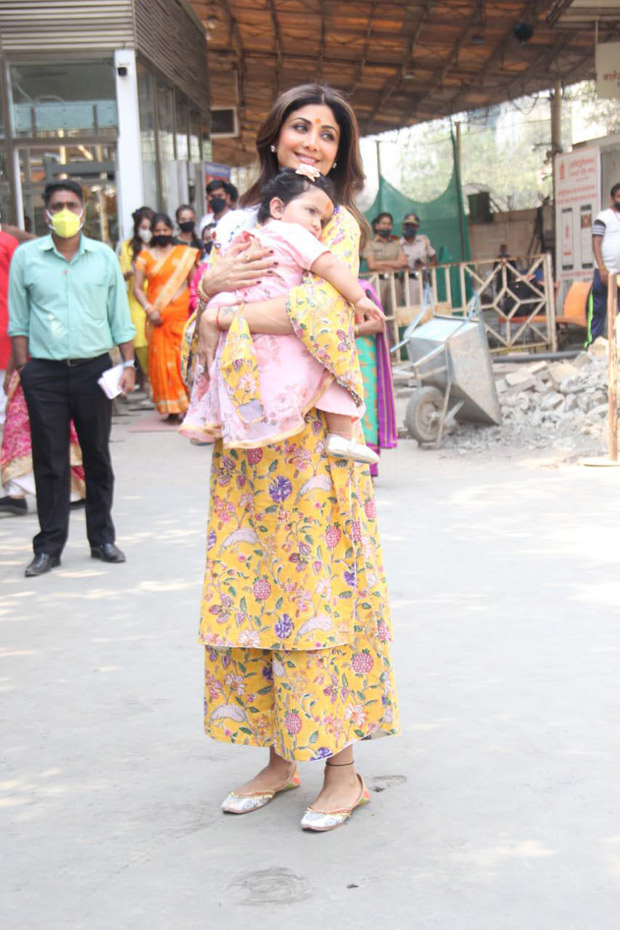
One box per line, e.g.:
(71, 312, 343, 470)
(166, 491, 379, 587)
(181, 169, 382, 463)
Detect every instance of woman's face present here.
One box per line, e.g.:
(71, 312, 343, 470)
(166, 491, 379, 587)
(275, 104, 340, 176)
(153, 221, 173, 237)
(138, 218, 151, 233)
(177, 208, 196, 226)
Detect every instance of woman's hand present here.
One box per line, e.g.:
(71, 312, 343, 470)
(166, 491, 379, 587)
(200, 237, 276, 299)
(197, 305, 221, 375)
(356, 315, 385, 336)
(354, 295, 385, 324)
(148, 310, 163, 327)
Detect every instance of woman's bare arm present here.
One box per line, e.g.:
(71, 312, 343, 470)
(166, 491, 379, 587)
(197, 296, 292, 372)
(133, 266, 162, 327)
(215, 297, 291, 334)
(132, 266, 150, 311)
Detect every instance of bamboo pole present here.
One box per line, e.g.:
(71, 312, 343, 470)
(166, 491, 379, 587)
(608, 272, 619, 462)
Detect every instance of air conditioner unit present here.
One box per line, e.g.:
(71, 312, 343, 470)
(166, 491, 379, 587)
(211, 107, 238, 138)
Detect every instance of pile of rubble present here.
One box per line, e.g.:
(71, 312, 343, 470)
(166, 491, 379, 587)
(439, 342, 613, 457)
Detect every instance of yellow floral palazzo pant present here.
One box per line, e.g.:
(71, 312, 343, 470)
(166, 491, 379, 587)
(204, 632, 398, 763)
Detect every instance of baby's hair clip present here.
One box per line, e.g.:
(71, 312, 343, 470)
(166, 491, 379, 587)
(295, 164, 321, 182)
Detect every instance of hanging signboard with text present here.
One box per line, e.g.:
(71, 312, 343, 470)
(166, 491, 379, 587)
(204, 161, 231, 186)
(596, 42, 620, 100)
(554, 147, 601, 309)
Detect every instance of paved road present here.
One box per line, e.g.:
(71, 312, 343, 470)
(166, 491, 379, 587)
(2, 420, 620, 929)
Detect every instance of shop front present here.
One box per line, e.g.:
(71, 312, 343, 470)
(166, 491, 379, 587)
(0, 0, 210, 245)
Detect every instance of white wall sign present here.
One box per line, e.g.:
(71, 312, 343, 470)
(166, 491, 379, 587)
(555, 148, 601, 291)
(596, 42, 620, 100)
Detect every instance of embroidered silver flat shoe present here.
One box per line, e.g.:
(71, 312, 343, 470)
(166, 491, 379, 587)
(222, 769, 300, 814)
(300, 774, 371, 832)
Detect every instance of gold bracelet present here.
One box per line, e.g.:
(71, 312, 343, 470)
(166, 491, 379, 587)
(197, 278, 210, 302)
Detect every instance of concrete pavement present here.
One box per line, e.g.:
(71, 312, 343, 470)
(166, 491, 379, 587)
(2, 419, 620, 929)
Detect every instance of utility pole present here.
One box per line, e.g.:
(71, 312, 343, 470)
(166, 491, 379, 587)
(551, 78, 563, 211)
(551, 77, 562, 158)
(455, 122, 466, 262)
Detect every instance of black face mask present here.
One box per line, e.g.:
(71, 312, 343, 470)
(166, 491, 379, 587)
(179, 220, 195, 233)
(204, 239, 214, 255)
(403, 227, 418, 239)
(209, 196, 227, 215)
(377, 228, 392, 239)
(151, 234, 173, 247)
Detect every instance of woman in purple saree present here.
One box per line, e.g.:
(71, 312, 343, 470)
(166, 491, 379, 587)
(355, 280, 398, 477)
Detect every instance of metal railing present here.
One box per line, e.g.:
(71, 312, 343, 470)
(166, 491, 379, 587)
(362, 252, 557, 355)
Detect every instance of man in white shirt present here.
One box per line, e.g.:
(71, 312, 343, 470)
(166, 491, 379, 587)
(198, 180, 237, 236)
(587, 182, 620, 346)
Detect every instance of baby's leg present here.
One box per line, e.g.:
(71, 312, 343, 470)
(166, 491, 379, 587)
(325, 411, 353, 440)
(325, 416, 379, 465)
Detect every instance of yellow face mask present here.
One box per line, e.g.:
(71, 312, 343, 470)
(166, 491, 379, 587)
(48, 208, 83, 238)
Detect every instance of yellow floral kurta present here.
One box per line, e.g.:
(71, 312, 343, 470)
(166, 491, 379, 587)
(200, 207, 399, 761)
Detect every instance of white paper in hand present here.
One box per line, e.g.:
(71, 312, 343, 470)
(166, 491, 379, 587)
(98, 363, 125, 399)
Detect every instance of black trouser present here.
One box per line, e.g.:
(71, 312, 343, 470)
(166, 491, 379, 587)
(19, 354, 115, 557)
(585, 268, 620, 346)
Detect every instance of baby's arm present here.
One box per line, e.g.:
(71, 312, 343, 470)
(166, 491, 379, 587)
(310, 252, 384, 323)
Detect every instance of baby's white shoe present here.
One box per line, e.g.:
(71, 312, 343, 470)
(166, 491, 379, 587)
(325, 433, 380, 465)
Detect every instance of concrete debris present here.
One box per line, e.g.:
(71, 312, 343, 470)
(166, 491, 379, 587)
(547, 361, 580, 390)
(505, 369, 538, 388)
(402, 347, 615, 458)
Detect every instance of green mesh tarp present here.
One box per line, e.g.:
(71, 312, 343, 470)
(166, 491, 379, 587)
(363, 138, 471, 306)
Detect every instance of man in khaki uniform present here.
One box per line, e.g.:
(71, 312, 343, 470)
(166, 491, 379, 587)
(363, 212, 408, 314)
(400, 212, 437, 306)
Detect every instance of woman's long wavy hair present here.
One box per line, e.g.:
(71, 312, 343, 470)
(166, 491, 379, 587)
(240, 83, 369, 245)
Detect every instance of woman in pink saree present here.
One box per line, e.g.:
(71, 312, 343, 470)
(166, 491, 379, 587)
(1, 366, 85, 515)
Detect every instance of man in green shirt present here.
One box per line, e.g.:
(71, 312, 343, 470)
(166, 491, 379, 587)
(8, 180, 136, 577)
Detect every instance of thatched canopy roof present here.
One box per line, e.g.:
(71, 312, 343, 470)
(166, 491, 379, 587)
(190, 1, 619, 165)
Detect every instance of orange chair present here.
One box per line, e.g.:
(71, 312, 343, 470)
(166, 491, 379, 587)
(556, 281, 589, 333)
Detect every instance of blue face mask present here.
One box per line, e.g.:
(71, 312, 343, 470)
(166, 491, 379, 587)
(403, 226, 418, 239)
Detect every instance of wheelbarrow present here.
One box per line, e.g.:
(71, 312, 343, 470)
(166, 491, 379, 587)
(391, 297, 501, 447)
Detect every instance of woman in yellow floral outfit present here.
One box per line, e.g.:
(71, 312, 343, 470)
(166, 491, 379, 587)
(195, 84, 399, 831)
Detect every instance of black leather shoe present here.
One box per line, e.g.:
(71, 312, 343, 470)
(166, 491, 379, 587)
(90, 543, 126, 563)
(25, 553, 61, 577)
(0, 495, 27, 515)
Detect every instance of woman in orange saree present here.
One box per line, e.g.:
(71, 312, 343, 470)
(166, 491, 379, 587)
(133, 213, 199, 422)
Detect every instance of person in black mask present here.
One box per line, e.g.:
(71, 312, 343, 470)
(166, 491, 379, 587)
(201, 221, 217, 255)
(362, 211, 408, 313)
(198, 180, 233, 237)
(175, 204, 203, 254)
(133, 213, 199, 422)
(400, 212, 437, 305)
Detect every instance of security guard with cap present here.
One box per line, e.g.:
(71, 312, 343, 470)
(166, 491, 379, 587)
(362, 211, 408, 314)
(400, 213, 437, 306)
